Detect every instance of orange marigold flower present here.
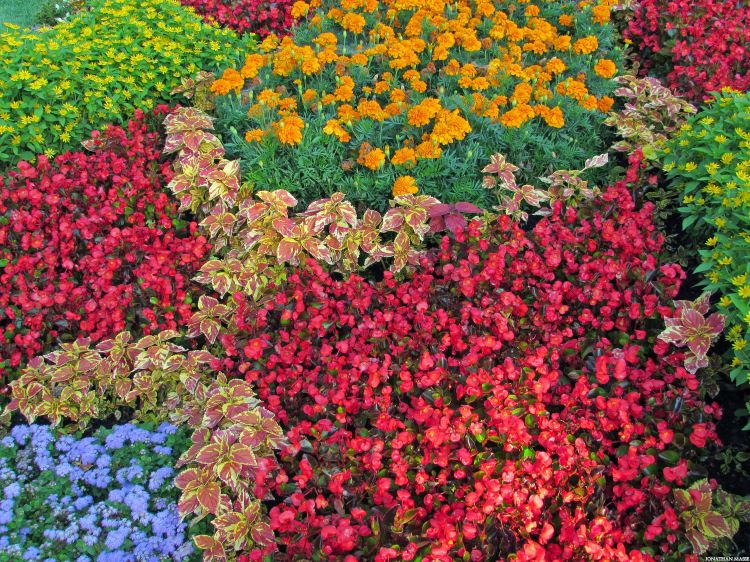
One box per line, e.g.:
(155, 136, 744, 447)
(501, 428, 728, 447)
(302, 89, 318, 104)
(415, 140, 442, 159)
(597, 96, 614, 113)
(545, 57, 567, 75)
(594, 58, 617, 78)
(558, 14, 573, 26)
(357, 144, 386, 170)
(573, 36, 599, 54)
(432, 109, 471, 145)
(591, 4, 611, 24)
(511, 83, 533, 105)
(375, 80, 390, 94)
(499, 104, 535, 128)
(341, 12, 366, 33)
(392, 175, 419, 196)
(273, 114, 305, 145)
(260, 34, 280, 53)
(240, 54, 265, 79)
(471, 77, 490, 90)
(358, 99, 388, 121)
(323, 119, 351, 142)
(524, 4, 540, 16)
(291, 1, 310, 18)
(391, 146, 417, 166)
(245, 129, 266, 142)
(390, 88, 407, 103)
(210, 68, 244, 96)
(313, 32, 338, 47)
(542, 106, 565, 128)
(337, 104, 360, 122)
(554, 35, 572, 50)
(407, 98, 442, 127)
(582, 94, 598, 110)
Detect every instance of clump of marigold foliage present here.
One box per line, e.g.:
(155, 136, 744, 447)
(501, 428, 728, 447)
(0, 0, 251, 166)
(661, 90, 750, 418)
(209, 0, 623, 211)
(0, 108, 209, 388)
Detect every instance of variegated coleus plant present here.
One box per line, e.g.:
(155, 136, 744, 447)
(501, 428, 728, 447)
(658, 292, 725, 374)
(5, 331, 284, 561)
(162, 106, 485, 299)
(603, 74, 697, 162)
(674, 479, 750, 555)
(482, 152, 607, 221)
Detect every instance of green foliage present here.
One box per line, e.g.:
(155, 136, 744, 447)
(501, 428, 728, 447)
(33, 0, 81, 26)
(0, 0, 251, 167)
(661, 91, 750, 419)
(0, 0, 49, 28)
(674, 479, 750, 555)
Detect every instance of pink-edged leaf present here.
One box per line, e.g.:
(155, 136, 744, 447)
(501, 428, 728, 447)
(197, 482, 222, 515)
(272, 217, 298, 238)
(444, 214, 467, 233)
(657, 325, 687, 346)
(251, 522, 274, 546)
(200, 319, 221, 344)
(453, 201, 482, 213)
(686, 528, 711, 555)
(583, 153, 609, 170)
(700, 512, 732, 539)
(277, 239, 302, 265)
(381, 209, 404, 232)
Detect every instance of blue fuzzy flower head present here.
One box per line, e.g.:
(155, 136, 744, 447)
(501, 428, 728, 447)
(0, 423, 195, 561)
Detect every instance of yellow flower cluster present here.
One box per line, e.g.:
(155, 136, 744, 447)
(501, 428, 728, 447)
(0, 0, 246, 165)
(663, 90, 750, 387)
(210, 0, 620, 208)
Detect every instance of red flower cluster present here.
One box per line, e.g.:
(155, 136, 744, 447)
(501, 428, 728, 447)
(625, 0, 750, 100)
(0, 109, 208, 385)
(221, 176, 717, 560)
(179, 0, 295, 38)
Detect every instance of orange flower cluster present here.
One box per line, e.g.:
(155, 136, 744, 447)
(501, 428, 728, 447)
(209, 0, 620, 203)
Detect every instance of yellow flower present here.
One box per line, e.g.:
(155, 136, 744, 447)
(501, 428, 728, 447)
(739, 286, 750, 299)
(706, 236, 718, 247)
(683, 162, 698, 172)
(392, 175, 419, 196)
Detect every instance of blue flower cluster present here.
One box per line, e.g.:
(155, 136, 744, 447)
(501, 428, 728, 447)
(0, 422, 199, 562)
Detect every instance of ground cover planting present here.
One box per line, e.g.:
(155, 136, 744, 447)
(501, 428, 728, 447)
(0, 0, 250, 165)
(1, 0, 750, 560)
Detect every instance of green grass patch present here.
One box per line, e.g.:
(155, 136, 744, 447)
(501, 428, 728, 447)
(0, 0, 48, 28)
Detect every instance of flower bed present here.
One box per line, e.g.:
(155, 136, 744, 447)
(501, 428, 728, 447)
(180, 0, 295, 38)
(0, 109, 208, 386)
(0, 0, 249, 166)
(625, 0, 750, 102)
(208, 0, 623, 210)
(2, 0, 750, 558)
(662, 90, 750, 415)
(0, 422, 199, 561)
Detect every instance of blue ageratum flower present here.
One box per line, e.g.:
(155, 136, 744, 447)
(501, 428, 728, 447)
(0, 423, 199, 561)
